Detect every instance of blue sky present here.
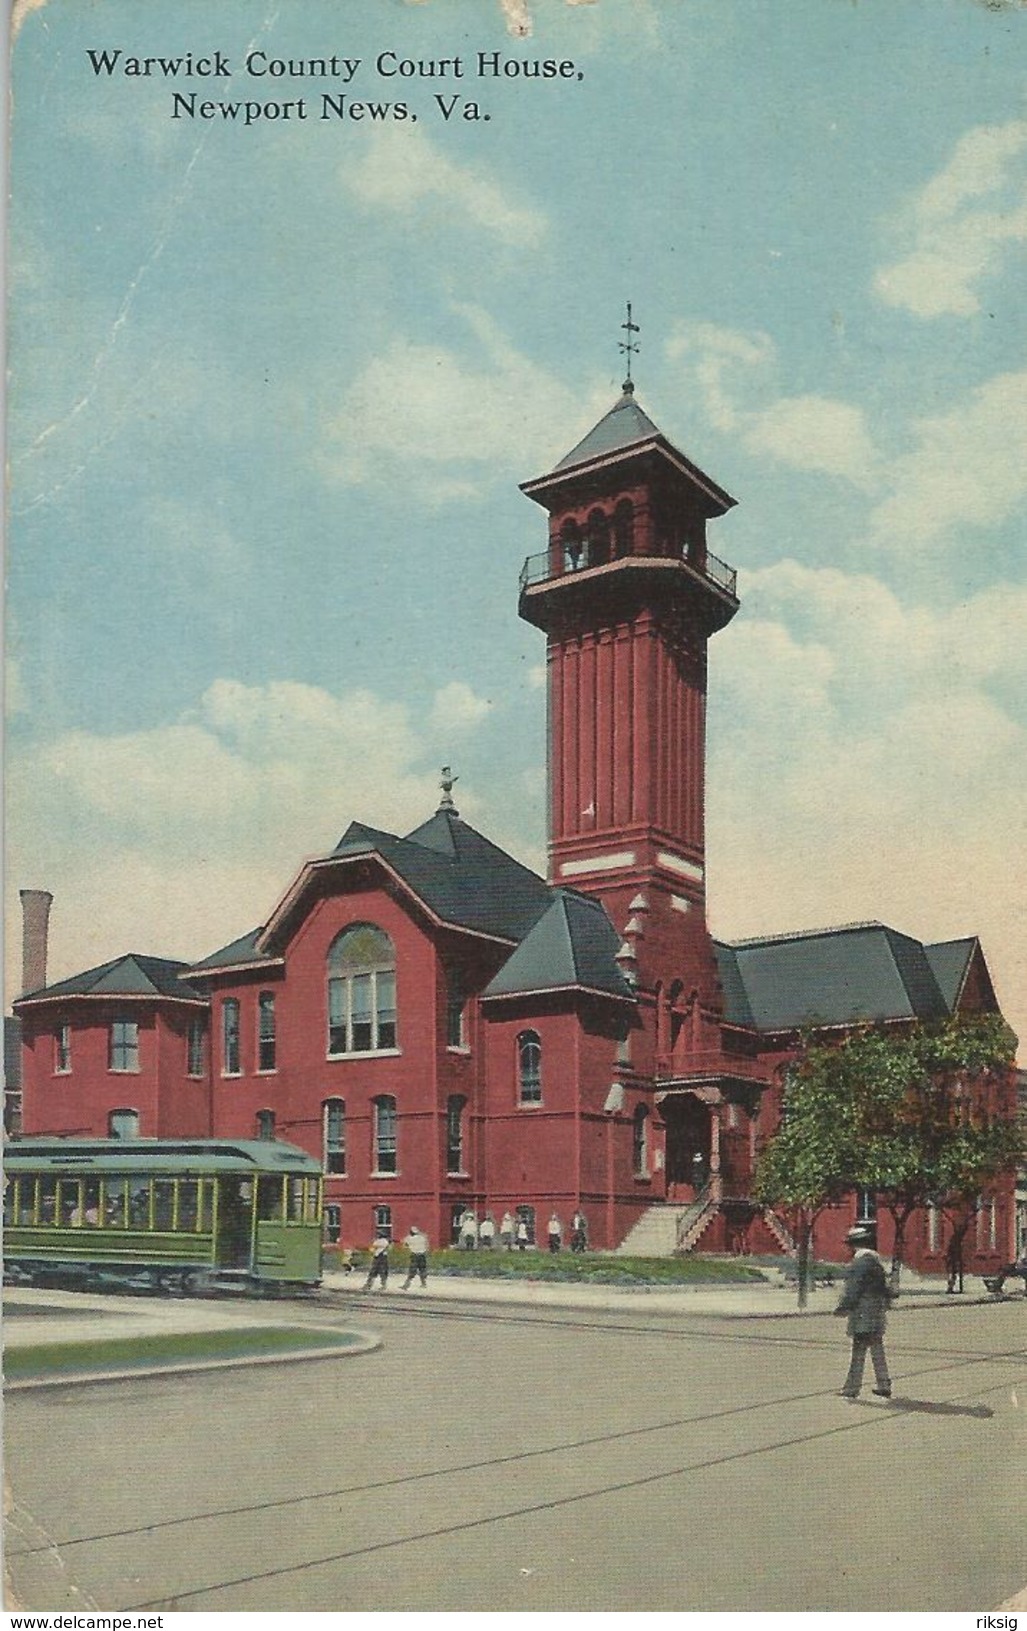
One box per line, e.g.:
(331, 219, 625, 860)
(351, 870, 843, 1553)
(6, 0, 1026, 1049)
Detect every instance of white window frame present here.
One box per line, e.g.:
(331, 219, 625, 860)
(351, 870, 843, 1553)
(109, 1018, 140, 1074)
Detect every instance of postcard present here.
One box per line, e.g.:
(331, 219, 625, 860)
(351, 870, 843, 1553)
(5, 0, 1026, 1616)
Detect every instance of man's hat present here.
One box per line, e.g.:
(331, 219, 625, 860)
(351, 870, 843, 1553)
(846, 1226, 874, 1244)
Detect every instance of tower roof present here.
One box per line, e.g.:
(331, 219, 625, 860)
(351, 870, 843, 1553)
(521, 385, 736, 516)
(552, 385, 663, 472)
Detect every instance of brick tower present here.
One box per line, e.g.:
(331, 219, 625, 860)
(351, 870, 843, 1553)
(518, 378, 739, 1017)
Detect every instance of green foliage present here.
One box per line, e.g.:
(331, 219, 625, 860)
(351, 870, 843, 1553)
(754, 1014, 1021, 1239)
(392, 1249, 764, 1285)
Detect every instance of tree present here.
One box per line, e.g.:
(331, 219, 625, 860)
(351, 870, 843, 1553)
(752, 1052, 861, 1307)
(754, 1014, 1020, 1302)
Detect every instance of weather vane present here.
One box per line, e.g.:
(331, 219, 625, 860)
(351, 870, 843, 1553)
(438, 765, 459, 813)
(619, 302, 640, 390)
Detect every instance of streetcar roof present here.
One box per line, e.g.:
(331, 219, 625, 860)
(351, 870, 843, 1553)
(4, 1138, 322, 1175)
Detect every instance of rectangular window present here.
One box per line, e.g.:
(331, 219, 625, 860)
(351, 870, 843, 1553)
(109, 1107, 140, 1140)
(351, 973, 373, 1053)
(222, 999, 241, 1075)
(324, 1100, 346, 1175)
(927, 1202, 939, 1253)
(110, 1019, 140, 1073)
(256, 1108, 276, 1141)
(258, 993, 276, 1072)
(446, 970, 466, 1048)
(54, 1022, 71, 1074)
(324, 1203, 342, 1244)
(446, 1096, 465, 1175)
(187, 1016, 206, 1077)
(374, 1203, 393, 1241)
(855, 1189, 877, 1226)
(373, 1097, 397, 1174)
(516, 1204, 536, 1245)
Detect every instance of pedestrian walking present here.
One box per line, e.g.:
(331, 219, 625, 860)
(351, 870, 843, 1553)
(547, 1212, 563, 1254)
(516, 1216, 529, 1251)
(363, 1232, 391, 1292)
(835, 1226, 896, 1399)
(945, 1232, 963, 1294)
(500, 1211, 515, 1251)
(402, 1225, 429, 1289)
(460, 1209, 478, 1250)
(479, 1212, 496, 1249)
(570, 1209, 588, 1253)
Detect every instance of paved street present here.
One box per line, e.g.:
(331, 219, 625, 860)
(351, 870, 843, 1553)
(5, 1292, 1025, 1612)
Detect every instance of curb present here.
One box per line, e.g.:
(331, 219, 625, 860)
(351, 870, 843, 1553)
(5, 1325, 382, 1391)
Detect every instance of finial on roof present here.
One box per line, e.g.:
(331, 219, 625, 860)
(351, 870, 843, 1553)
(438, 765, 459, 815)
(619, 301, 640, 392)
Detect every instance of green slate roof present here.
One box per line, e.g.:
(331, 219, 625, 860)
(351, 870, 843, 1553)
(553, 388, 664, 472)
(483, 889, 634, 1000)
(330, 810, 554, 943)
(189, 926, 269, 974)
(923, 938, 977, 1010)
(17, 953, 204, 1004)
(714, 922, 956, 1033)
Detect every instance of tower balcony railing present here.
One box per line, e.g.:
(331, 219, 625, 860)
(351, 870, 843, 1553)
(519, 545, 737, 599)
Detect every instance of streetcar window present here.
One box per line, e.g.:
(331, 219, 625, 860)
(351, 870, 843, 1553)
(257, 1176, 284, 1222)
(105, 1181, 127, 1227)
(306, 1178, 321, 1224)
(82, 1178, 101, 1226)
(39, 1176, 58, 1224)
(178, 1179, 199, 1232)
(59, 1179, 82, 1225)
(287, 1177, 305, 1223)
(154, 1180, 176, 1230)
(3, 1183, 15, 1226)
(18, 1178, 38, 1225)
(128, 1176, 151, 1228)
(198, 1179, 213, 1233)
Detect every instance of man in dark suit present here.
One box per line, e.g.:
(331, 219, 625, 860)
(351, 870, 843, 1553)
(835, 1225, 896, 1399)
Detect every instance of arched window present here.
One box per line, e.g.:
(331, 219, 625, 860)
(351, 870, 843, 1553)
(372, 1094, 397, 1174)
(517, 1030, 542, 1104)
(633, 1105, 650, 1177)
(613, 500, 633, 558)
(587, 509, 610, 567)
(560, 520, 583, 572)
(256, 1108, 275, 1141)
(323, 1098, 346, 1175)
(108, 1107, 140, 1141)
(447, 1095, 467, 1174)
(328, 924, 397, 1055)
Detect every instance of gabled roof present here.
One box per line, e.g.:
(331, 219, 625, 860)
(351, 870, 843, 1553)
(483, 889, 634, 1001)
(16, 953, 204, 1005)
(322, 810, 554, 945)
(713, 922, 953, 1033)
(553, 389, 664, 472)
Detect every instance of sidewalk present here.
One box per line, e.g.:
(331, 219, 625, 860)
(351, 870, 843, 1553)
(321, 1265, 1003, 1319)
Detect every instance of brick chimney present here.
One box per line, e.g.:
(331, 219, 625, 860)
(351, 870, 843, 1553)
(20, 889, 53, 995)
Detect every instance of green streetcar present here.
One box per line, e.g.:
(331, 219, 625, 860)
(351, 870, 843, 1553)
(3, 1139, 323, 1294)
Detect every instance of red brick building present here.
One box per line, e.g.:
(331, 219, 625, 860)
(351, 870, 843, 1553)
(14, 383, 1017, 1272)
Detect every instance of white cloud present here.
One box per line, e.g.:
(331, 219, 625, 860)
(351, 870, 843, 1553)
(4, 671, 520, 1005)
(429, 680, 492, 734)
(874, 119, 1027, 317)
(667, 322, 879, 487)
(320, 304, 608, 498)
(342, 125, 547, 247)
(709, 561, 1027, 1046)
(869, 369, 1027, 544)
